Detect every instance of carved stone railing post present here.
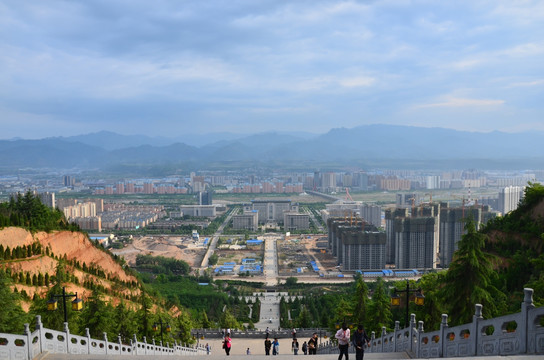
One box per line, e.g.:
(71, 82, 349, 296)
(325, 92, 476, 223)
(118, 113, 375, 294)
(35, 315, 44, 355)
(103, 332, 108, 354)
(381, 327, 387, 353)
(394, 320, 400, 352)
(410, 313, 416, 353)
(143, 336, 147, 355)
(472, 304, 483, 356)
(417, 320, 424, 358)
(133, 334, 138, 355)
(521, 288, 534, 354)
(63, 322, 70, 354)
(439, 314, 448, 358)
(85, 328, 91, 354)
(23, 323, 31, 360)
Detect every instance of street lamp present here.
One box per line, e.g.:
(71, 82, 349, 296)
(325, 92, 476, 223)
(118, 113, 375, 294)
(390, 279, 424, 328)
(153, 317, 170, 345)
(47, 287, 83, 324)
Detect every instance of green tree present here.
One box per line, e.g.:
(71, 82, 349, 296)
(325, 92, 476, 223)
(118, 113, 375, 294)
(296, 306, 311, 328)
(219, 308, 240, 329)
(0, 270, 30, 333)
(175, 310, 194, 344)
(113, 300, 139, 342)
(416, 272, 447, 330)
(352, 275, 369, 327)
(285, 277, 298, 287)
(441, 218, 502, 325)
(78, 293, 114, 339)
(369, 277, 392, 334)
(208, 253, 219, 266)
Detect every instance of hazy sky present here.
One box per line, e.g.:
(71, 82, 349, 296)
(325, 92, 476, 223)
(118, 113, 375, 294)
(1, 0, 543, 139)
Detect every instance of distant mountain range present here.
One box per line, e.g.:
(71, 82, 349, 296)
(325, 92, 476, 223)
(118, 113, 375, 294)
(1, 125, 543, 172)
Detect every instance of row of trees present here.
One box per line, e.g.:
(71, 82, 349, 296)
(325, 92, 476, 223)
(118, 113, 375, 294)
(0, 191, 80, 232)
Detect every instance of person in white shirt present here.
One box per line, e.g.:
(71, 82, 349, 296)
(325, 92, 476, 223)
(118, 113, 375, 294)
(335, 322, 351, 360)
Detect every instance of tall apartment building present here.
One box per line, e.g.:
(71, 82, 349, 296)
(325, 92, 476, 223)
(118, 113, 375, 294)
(232, 210, 258, 231)
(340, 226, 386, 271)
(63, 175, 75, 187)
(322, 172, 337, 193)
(37, 192, 56, 208)
(384, 208, 409, 264)
(327, 219, 385, 270)
(498, 186, 525, 215)
(283, 212, 310, 231)
(352, 172, 369, 191)
(199, 191, 213, 205)
(393, 215, 438, 269)
(360, 204, 382, 228)
(438, 204, 496, 268)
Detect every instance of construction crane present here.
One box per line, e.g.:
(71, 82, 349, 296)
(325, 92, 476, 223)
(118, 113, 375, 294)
(345, 187, 354, 201)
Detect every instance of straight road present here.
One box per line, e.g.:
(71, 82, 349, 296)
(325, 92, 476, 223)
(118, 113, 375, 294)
(200, 208, 237, 268)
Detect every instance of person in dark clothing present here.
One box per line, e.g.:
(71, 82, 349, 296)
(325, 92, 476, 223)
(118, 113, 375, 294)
(308, 333, 318, 355)
(302, 341, 308, 355)
(352, 325, 371, 360)
(265, 337, 272, 355)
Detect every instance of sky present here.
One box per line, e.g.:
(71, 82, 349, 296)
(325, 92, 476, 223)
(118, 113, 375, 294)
(1, 0, 543, 139)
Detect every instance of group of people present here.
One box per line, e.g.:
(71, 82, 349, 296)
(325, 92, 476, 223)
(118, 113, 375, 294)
(335, 323, 371, 360)
(222, 324, 370, 359)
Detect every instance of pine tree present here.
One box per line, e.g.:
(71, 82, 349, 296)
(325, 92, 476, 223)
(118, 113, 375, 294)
(0, 271, 29, 332)
(369, 277, 393, 334)
(440, 218, 502, 325)
(353, 275, 370, 327)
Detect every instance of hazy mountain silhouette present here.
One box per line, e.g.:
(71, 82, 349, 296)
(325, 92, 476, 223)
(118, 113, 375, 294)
(1, 125, 543, 171)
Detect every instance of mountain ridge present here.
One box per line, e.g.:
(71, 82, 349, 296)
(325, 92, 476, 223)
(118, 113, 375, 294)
(1, 124, 543, 171)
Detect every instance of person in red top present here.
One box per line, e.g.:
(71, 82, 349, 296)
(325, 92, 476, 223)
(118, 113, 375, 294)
(223, 334, 232, 356)
(335, 323, 351, 360)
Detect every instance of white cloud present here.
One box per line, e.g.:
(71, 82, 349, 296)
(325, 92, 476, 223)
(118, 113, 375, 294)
(415, 97, 504, 108)
(509, 79, 544, 87)
(338, 77, 375, 88)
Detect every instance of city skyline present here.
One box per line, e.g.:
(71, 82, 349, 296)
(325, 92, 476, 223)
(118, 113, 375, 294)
(1, 1, 544, 139)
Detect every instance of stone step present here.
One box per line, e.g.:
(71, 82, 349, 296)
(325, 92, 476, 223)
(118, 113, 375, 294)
(41, 353, 411, 360)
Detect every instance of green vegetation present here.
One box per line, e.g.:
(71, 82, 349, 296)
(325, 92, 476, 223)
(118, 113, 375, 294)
(0, 191, 80, 232)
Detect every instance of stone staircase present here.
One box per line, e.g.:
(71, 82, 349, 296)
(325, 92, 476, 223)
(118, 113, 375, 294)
(40, 353, 412, 360)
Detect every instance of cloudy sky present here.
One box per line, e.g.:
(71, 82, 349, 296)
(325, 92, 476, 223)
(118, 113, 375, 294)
(1, 0, 543, 139)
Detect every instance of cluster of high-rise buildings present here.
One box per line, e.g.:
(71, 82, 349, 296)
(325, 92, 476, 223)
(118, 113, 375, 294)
(327, 200, 498, 272)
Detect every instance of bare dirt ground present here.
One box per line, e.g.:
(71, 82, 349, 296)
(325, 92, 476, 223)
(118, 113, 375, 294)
(112, 235, 207, 267)
(277, 235, 337, 275)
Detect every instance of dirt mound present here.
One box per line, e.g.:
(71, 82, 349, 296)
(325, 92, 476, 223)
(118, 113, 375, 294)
(0, 227, 138, 284)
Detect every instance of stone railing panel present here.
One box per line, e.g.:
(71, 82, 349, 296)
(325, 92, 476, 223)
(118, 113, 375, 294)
(0, 332, 28, 360)
(42, 328, 69, 354)
(527, 305, 544, 354)
(441, 324, 472, 358)
(476, 312, 521, 356)
(418, 328, 441, 359)
(68, 333, 90, 355)
(88, 338, 107, 355)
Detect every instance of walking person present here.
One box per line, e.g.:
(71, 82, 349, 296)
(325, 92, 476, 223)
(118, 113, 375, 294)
(272, 337, 279, 355)
(308, 333, 318, 355)
(352, 325, 371, 360)
(335, 323, 351, 360)
(292, 338, 299, 355)
(302, 341, 308, 355)
(223, 334, 232, 356)
(265, 336, 272, 355)
(205, 343, 210, 355)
